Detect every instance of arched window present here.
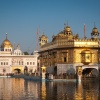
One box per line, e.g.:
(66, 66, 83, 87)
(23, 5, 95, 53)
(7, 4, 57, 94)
(19, 61, 20, 65)
(22, 61, 23, 65)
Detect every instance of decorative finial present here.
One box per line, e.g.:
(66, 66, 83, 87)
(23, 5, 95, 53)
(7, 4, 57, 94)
(64, 20, 69, 28)
(42, 29, 45, 35)
(17, 44, 20, 49)
(67, 20, 68, 26)
(64, 23, 66, 28)
(13, 42, 16, 50)
(6, 33, 7, 39)
(43, 32, 44, 35)
(94, 22, 96, 28)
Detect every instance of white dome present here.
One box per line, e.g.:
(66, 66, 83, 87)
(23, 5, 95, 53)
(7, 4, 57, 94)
(13, 44, 22, 55)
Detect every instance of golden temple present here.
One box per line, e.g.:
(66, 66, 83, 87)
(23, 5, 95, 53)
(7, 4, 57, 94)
(39, 24, 100, 78)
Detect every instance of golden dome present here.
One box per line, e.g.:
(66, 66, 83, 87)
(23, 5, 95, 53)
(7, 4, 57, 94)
(40, 33, 48, 39)
(64, 25, 73, 35)
(91, 26, 99, 37)
(1, 34, 13, 48)
(64, 26, 71, 32)
(41, 34, 47, 38)
(92, 27, 99, 33)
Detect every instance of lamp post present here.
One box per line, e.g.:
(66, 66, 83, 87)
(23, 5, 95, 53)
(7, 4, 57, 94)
(41, 65, 46, 79)
(77, 66, 82, 82)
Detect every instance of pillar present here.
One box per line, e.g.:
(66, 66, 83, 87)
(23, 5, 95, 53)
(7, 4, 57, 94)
(77, 66, 82, 82)
(41, 65, 46, 79)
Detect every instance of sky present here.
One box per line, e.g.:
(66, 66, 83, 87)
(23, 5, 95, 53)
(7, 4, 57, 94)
(0, 0, 100, 53)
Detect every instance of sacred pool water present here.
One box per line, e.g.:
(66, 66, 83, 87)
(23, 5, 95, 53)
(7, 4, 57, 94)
(0, 78, 100, 100)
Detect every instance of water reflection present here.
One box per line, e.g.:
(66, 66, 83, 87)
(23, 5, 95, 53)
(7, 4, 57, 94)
(0, 78, 100, 100)
(0, 78, 40, 100)
(76, 80, 100, 100)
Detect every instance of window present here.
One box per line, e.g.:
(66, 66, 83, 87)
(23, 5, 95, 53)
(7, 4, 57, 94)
(33, 62, 35, 65)
(64, 57, 66, 62)
(37, 63, 39, 66)
(6, 62, 8, 65)
(27, 62, 29, 65)
(19, 61, 20, 65)
(22, 61, 23, 65)
(1, 62, 3, 65)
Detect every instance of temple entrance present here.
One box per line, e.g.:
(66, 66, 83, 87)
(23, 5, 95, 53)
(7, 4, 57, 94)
(12, 66, 23, 74)
(82, 68, 98, 78)
(14, 68, 21, 74)
(77, 65, 99, 81)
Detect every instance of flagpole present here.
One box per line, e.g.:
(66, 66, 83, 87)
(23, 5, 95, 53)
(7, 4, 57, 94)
(36, 26, 40, 51)
(84, 24, 86, 39)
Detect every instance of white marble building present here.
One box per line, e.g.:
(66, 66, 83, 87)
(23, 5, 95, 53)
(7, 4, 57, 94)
(0, 34, 40, 75)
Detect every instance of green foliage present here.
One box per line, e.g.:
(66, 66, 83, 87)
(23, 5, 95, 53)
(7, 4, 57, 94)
(24, 52, 29, 55)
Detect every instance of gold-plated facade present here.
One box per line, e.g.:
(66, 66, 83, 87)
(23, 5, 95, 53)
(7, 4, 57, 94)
(39, 25, 100, 75)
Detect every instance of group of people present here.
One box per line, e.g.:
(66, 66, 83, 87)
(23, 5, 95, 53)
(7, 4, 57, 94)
(45, 72, 77, 79)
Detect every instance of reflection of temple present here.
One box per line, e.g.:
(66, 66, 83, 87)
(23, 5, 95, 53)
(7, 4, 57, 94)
(0, 78, 41, 99)
(39, 24, 100, 78)
(0, 34, 40, 75)
(81, 81, 99, 100)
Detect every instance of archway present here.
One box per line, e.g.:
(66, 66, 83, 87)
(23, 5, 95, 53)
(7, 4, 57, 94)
(76, 65, 99, 81)
(82, 68, 98, 78)
(14, 68, 21, 74)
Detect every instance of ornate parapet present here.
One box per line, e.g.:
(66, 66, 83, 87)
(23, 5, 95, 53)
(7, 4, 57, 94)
(74, 39, 99, 47)
(40, 38, 99, 52)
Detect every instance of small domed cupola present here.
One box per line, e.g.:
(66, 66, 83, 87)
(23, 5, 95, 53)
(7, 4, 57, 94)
(64, 24, 73, 36)
(1, 33, 13, 52)
(13, 44, 22, 55)
(39, 33, 48, 46)
(91, 25, 99, 39)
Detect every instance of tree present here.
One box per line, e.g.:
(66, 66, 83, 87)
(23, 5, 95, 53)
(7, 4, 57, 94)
(23, 52, 29, 55)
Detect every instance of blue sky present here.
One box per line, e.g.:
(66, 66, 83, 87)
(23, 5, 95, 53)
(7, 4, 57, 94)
(0, 0, 100, 53)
